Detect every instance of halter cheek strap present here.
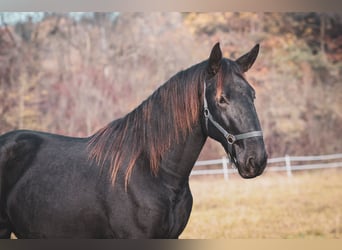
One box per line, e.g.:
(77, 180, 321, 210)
(203, 81, 263, 164)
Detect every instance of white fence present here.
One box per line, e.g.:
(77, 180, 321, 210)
(191, 153, 342, 180)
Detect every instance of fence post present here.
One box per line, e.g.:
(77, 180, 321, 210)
(285, 154, 292, 177)
(222, 156, 229, 181)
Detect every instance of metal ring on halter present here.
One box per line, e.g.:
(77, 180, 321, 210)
(226, 134, 236, 144)
(204, 108, 210, 118)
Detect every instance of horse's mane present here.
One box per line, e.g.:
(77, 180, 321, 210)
(88, 61, 207, 186)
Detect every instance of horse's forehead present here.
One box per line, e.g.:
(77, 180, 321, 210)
(221, 60, 254, 93)
(222, 59, 240, 77)
(221, 60, 243, 84)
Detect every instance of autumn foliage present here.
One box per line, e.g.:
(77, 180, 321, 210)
(0, 12, 341, 159)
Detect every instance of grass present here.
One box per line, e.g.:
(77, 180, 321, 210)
(180, 169, 342, 239)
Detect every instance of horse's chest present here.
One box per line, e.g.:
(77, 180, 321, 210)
(107, 185, 193, 238)
(166, 188, 193, 238)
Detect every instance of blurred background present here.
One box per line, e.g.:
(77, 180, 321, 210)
(0, 12, 341, 238)
(0, 12, 341, 159)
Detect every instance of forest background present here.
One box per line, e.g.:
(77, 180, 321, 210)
(0, 12, 341, 160)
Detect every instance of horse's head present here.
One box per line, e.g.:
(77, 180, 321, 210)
(203, 43, 267, 178)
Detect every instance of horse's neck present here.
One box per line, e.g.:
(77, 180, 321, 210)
(159, 123, 206, 189)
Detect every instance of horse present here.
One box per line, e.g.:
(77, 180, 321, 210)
(0, 43, 267, 238)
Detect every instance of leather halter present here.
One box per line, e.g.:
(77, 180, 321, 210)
(203, 81, 263, 165)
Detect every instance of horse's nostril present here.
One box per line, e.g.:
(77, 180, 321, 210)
(247, 157, 256, 168)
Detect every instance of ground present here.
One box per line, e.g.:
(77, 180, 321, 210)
(181, 168, 342, 239)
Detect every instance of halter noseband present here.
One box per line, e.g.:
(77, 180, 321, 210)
(203, 81, 263, 165)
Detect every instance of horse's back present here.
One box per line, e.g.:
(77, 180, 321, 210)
(0, 130, 86, 191)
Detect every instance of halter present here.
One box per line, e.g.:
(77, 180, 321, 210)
(203, 81, 263, 165)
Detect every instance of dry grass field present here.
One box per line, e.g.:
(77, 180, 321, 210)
(180, 168, 342, 239)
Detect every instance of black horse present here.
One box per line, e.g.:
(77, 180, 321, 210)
(0, 43, 267, 238)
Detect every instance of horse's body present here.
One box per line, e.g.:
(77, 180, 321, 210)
(0, 43, 267, 238)
(0, 128, 200, 238)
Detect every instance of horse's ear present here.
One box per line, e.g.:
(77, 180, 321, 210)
(236, 44, 259, 72)
(207, 42, 222, 76)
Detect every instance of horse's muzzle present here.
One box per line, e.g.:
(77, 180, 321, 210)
(237, 152, 268, 178)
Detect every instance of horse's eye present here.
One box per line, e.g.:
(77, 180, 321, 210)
(218, 95, 229, 104)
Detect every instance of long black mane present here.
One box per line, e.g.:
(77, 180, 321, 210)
(88, 61, 207, 185)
